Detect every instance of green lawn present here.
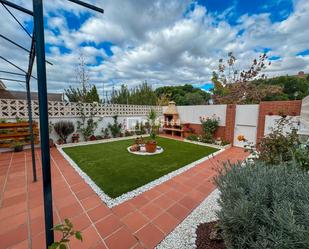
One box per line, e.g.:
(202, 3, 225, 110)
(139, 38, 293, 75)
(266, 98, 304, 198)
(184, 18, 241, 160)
(63, 137, 218, 198)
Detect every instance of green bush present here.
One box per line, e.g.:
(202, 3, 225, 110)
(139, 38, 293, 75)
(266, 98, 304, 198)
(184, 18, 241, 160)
(258, 117, 299, 165)
(107, 115, 122, 138)
(215, 161, 309, 249)
(54, 121, 75, 143)
(186, 134, 199, 141)
(200, 115, 219, 143)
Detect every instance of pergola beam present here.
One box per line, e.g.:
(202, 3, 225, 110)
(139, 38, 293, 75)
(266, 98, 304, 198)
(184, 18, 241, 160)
(25, 35, 37, 183)
(0, 0, 33, 15)
(0, 77, 26, 83)
(0, 56, 37, 79)
(0, 33, 31, 53)
(67, 0, 104, 13)
(0, 70, 26, 77)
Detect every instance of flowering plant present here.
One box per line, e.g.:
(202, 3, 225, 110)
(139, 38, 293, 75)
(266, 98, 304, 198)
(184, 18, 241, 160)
(200, 115, 220, 143)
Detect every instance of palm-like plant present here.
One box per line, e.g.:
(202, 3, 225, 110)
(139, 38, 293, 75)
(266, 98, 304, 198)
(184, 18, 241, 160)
(148, 109, 157, 140)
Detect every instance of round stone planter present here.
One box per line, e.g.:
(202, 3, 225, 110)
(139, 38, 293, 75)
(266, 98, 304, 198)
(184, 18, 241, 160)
(127, 144, 164, 155)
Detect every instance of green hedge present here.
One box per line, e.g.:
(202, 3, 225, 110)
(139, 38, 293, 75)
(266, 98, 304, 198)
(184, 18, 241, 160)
(215, 161, 309, 249)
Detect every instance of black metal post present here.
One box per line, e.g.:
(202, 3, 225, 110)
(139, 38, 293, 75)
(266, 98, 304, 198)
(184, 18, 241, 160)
(32, 0, 54, 247)
(25, 74, 37, 182)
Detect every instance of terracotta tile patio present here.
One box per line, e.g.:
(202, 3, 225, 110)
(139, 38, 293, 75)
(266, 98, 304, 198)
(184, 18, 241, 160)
(0, 143, 247, 249)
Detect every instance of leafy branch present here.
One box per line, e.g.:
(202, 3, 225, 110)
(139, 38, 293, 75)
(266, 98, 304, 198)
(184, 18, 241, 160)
(48, 219, 82, 249)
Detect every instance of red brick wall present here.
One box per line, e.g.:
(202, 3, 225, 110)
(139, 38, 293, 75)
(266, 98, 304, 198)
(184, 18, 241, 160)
(256, 100, 302, 144)
(185, 123, 225, 139)
(225, 104, 236, 144)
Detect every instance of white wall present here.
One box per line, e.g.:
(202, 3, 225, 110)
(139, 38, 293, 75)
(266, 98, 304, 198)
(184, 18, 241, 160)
(264, 115, 300, 136)
(4, 116, 153, 143)
(175, 105, 227, 126)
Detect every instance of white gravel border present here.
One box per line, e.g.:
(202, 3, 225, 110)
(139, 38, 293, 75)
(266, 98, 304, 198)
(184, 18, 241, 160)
(127, 145, 164, 156)
(57, 136, 226, 207)
(156, 189, 221, 249)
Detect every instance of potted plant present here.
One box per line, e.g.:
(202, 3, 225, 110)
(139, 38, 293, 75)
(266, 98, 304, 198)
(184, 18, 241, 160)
(72, 133, 80, 143)
(12, 141, 25, 152)
(135, 136, 145, 145)
(145, 138, 157, 153)
(145, 109, 158, 153)
(89, 135, 97, 141)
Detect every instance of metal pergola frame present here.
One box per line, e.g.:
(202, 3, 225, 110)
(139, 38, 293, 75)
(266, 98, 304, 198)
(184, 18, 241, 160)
(0, 0, 103, 247)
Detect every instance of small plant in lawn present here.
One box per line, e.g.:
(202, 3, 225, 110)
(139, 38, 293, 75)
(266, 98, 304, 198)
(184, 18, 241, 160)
(54, 121, 75, 144)
(215, 160, 309, 249)
(48, 219, 82, 249)
(107, 115, 122, 138)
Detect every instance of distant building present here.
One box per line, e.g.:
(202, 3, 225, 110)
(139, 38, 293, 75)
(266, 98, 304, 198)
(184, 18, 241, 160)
(0, 81, 64, 101)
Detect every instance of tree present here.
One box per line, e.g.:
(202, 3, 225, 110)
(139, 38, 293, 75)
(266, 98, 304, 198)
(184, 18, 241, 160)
(156, 93, 170, 106)
(65, 53, 101, 103)
(255, 76, 309, 100)
(65, 85, 100, 103)
(111, 82, 157, 105)
(155, 84, 211, 105)
(212, 52, 278, 104)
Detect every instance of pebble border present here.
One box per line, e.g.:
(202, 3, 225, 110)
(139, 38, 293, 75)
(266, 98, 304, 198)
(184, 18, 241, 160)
(57, 136, 226, 207)
(156, 189, 221, 249)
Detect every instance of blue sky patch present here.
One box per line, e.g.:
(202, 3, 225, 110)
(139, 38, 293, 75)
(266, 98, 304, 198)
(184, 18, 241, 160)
(297, 50, 309, 56)
(198, 0, 293, 24)
(269, 56, 281, 61)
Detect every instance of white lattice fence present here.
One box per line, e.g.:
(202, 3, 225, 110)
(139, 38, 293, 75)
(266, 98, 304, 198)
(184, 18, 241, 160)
(0, 99, 163, 119)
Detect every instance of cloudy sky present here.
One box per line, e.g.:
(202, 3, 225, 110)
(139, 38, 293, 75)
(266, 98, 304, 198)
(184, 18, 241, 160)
(0, 0, 308, 98)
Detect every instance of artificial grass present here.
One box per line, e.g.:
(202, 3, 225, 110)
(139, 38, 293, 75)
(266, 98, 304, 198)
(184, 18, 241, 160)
(63, 137, 218, 198)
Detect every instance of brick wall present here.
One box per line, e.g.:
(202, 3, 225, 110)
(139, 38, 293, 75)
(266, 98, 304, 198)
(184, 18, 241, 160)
(177, 101, 301, 145)
(185, 123, 225, 139)
(256, 100, 302, 144)
(224, 104, 236, 144)
(184, 104, 235, 143)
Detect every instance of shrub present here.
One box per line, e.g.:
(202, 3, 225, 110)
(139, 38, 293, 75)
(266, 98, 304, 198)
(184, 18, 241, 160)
(148, 109, 158, 140)
(107, 115, 122, 138)
(259, 117, 299, 164)
(54, 121, 74, 143)
(200, 115, 219, 142)
(186, 134, 199, 141)
(215, 160, 309, 249)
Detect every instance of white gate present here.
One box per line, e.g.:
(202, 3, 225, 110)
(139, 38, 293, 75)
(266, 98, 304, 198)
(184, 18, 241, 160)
(233, 105, 259, 147)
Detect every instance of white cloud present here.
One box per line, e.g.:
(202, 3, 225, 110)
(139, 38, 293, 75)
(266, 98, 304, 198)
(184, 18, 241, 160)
(0, 0, 308, 96)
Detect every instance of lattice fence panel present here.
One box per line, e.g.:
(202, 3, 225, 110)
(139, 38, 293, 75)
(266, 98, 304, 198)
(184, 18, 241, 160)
(0, 99, 163, 119)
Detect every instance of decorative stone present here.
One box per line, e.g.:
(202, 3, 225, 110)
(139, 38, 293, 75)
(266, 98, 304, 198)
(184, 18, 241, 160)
(127, 144, 164, 155)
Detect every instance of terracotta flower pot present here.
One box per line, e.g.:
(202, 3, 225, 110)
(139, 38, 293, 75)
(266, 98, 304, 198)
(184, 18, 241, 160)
(145, 141, 157, 153)
(89, 135, 97, 141)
